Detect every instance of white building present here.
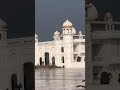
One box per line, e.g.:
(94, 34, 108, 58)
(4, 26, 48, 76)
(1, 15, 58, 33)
(35, 19, 85, 68)
(0, 19, 35, 90)
(85, 1, 120, 90)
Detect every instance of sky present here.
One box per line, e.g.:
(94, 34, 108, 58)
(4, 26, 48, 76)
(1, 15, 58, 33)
(0, 0, 119, 40)
(92, 0, 120, 20)
(35, 0, 85, 41)
(0, 0, 34, 39)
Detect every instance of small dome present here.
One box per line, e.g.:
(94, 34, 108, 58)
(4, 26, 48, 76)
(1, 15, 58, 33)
(63, 19, 73, 28)
(87, 3, 98, 20)
(105, 12, 112, 17)
(0, 19, 7, 26)
(78, 31, 82, 35)
(54, 31, 60, 35)
(0, 19, 7, 29)
(35, 34, 38, 37)
(72, 27, 76, 34)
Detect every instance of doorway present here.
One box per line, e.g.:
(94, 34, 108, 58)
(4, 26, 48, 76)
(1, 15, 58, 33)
(45, 52, 49, 65)
(39, 57, 42, 65)
(52, 56, 55, 65)
(24, 62, 35, 90)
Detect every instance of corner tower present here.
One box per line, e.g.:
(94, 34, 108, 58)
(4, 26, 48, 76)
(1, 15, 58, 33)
(62, 19, 75, 68)
(53, 31, 61, 66)
(62, 19, 76, 35)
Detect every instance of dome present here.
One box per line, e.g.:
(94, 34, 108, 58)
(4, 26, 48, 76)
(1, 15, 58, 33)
(87, 3, 98, 20)
(35, 34, 38, 37)
(72, 27, 76, 34)
(54, 31, 60, 35)
(105, 12, 112, 17)
(78, 31, 82, 35)
(0, 19, 7, 26)
(63, 19, 73, 28)
(0, 19, 7, 29)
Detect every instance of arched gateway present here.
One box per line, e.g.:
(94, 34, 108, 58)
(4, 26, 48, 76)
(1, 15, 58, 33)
(45, 52, 49, 65)
(52, 56, 55, 65)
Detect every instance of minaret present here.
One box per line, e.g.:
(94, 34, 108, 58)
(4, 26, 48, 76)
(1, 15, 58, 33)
(35, 34, 39, 43)
(53, 31, 60, 41)
(105, 12, 114, 31)
(62, 19, 75, 68)
(53, 31, 61, 66)
(35, 34, 40, 65)
(0, 19, 7, 40)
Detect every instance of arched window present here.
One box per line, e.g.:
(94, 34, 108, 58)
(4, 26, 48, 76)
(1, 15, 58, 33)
(61, 56, 64, 63)
(11, 74, 17, 90)
(45, 52, 49, 65)
(52, 56, 55, 65)
(0, 34, 1, 40)
(61, 47, 64, 52)
(39, 57, 42, 65)
(77, 56, 82, 62)
(24, 62, 35, 90)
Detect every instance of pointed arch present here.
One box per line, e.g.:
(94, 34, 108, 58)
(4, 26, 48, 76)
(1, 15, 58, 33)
(0, 33, 1, 40)
(39, 57, 42, 65)
(45, 52, 49, 65)
(61, 56, 64, 63)
(52, 56, 55, 65)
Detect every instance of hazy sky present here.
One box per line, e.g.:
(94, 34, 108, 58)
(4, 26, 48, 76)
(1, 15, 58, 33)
(35, 0, 85, 41)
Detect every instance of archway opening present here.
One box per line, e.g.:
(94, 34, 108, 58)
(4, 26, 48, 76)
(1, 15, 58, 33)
(0, 34, 1, 40)
(11, 74, 17, 90)
(52, 56, 55, 65)
(45, 52, 49, 65)
(24, 62, 35, 90)
(62, 56, 64, 63)
(39, 57, 42, 65)
(100, 72, 110, 85)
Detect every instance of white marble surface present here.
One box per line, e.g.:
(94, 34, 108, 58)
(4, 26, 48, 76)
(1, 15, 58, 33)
(35, 68, 85, 90)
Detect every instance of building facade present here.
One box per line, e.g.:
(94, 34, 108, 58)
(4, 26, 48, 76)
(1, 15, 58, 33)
(35, 19, 85, 68)
(85, 0, 120, 89)
(0, 19, 35, 90)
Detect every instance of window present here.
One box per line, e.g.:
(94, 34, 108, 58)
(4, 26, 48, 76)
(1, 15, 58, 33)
(0, 34, 1, 40)
(61, 56, 64, 63)
(52, 56, 55, 65)
(77, 56, 82, 62)
(40, 57, 43, 65)
(61, 47, 64, 52)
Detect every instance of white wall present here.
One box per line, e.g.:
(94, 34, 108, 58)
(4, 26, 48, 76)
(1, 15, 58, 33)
(0, 37, 34, 90)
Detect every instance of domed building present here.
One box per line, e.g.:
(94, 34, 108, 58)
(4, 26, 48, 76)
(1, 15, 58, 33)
(85, 0, 120, 89)
(0, 19, 35, 90)
(35, 19, 85, 68)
